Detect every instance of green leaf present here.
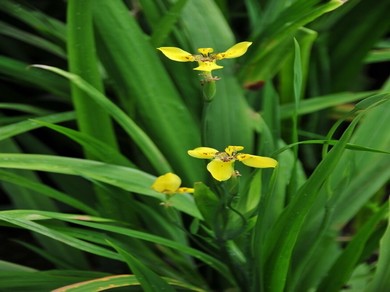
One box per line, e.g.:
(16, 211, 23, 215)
(0, 170, 98, 215)
(0, 111, 75, 141)
(150, 0, 189, 47)
(52, 273, 206, 292)
(0, 213, 121, 261)
(0, 153, 201, 218)
(31, 65, 171, 175)
(272, 139, 390, 157)
(365, 48, 390, 64)
(67, 0, 118, 152)
(263, 113, 361, 292)
(317, 203, 387, 292)
(329, 98, 390, 226)
(0, 0, 66, 43)
(241, 0, 343, 84)
(279, 91, 376, 119)
(367, 201, 390, 292)
(0, 56, 69, 97)
(0, 270, 108, 292)
(31, 119, 134, 167)
(92, 0, 202, 182)
(0, 103, 50, 116)
(109, 240, 175, 292)
(279, 28, 317, 104)
(0, 260, 36, 272)
(0, 210, 231, 282)
(0, 20, 66, 58)
(52, 274, 141, 291)
(0, 140, 90, 268)
(194, 182, 219, 225)
(325, 0, 390, 91)
(179, 0, 254, 155)
(0, 153, 159, 197)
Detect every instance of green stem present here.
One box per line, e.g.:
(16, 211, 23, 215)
(201, 101, 211, 146)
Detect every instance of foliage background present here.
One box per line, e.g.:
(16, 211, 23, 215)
(0, 0, 389, 291)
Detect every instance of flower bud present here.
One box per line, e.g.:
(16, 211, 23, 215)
(203, 79, 216, 102)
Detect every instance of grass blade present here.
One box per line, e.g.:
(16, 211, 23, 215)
(0, 153, 201, 218)
(31, 65, 171, 175)
(92, 0, 202, 181)
(67, 0, 118, 151)
(31, 119, 134, 167)
(150, 0, 189, 47)
(0, 210, 231, 282)
(263, 114, 360, 292)
(52, 274, 140, 291)
(0, 111, 75, 141)
(0, 214, 121, 261)
(0, 20, 66, 58)
(367, 201, 390, 292)
(279, 91, 376, 119)
(317, 203, 387, 292)
(0, 170, 97, 215)
(0, 56, 69, 97)
(109, 240, 175, 292)
(0, 270, 107, 292)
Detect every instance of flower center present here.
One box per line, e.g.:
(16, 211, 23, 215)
(215, 151, 236, 162)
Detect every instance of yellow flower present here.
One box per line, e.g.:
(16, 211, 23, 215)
(157, 42, 252, 73)
(188, 146, 277, 181)
(151, 173, 194, 195)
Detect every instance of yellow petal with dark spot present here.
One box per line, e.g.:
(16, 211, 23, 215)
(193, 61, 223, 72)
(225, 146, 244, 156)
(177, 187, 194, 194)
(157, 47, 195, 62)
(216, 42, 252, 60)
(237, 154, 277, 168)
(197, 48, 214, 55)
(188, 147, 219, 159)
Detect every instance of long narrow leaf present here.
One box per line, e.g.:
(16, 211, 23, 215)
(263, 113, 360, 292)
(317, 203, 387, 292)
(0, 170, 97, 215)
(367, 201, 390, 291)
(0, 153, 201, 218)
(0, 210, 231, 282)
(109, 240, 175, 292)
(92, 0, 202, 182)
(0, 214, 121, 261)
(31, 65, 171, 175)
(31, 119, 134, 167)
(67, 0, 118, 151)
(0, 111, 75, 141)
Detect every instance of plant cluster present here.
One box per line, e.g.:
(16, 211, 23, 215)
(0, 0, 389, 291)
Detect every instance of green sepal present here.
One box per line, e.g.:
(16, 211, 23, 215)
(203, 80, 217, 102)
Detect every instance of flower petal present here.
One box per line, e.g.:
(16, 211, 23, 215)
(216, 41, 252, 60)
(188, 147, 219, 159)
(193, 61, 223, 72)
(176, 187, 194, 194)
(157, 47, 195, 62)
(237, 154, 278, 168)
(225, 145, 244, 156)
(207, 160, 234, 181)
(151, 172, 181, 194)
(197, 48, 214, 55)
